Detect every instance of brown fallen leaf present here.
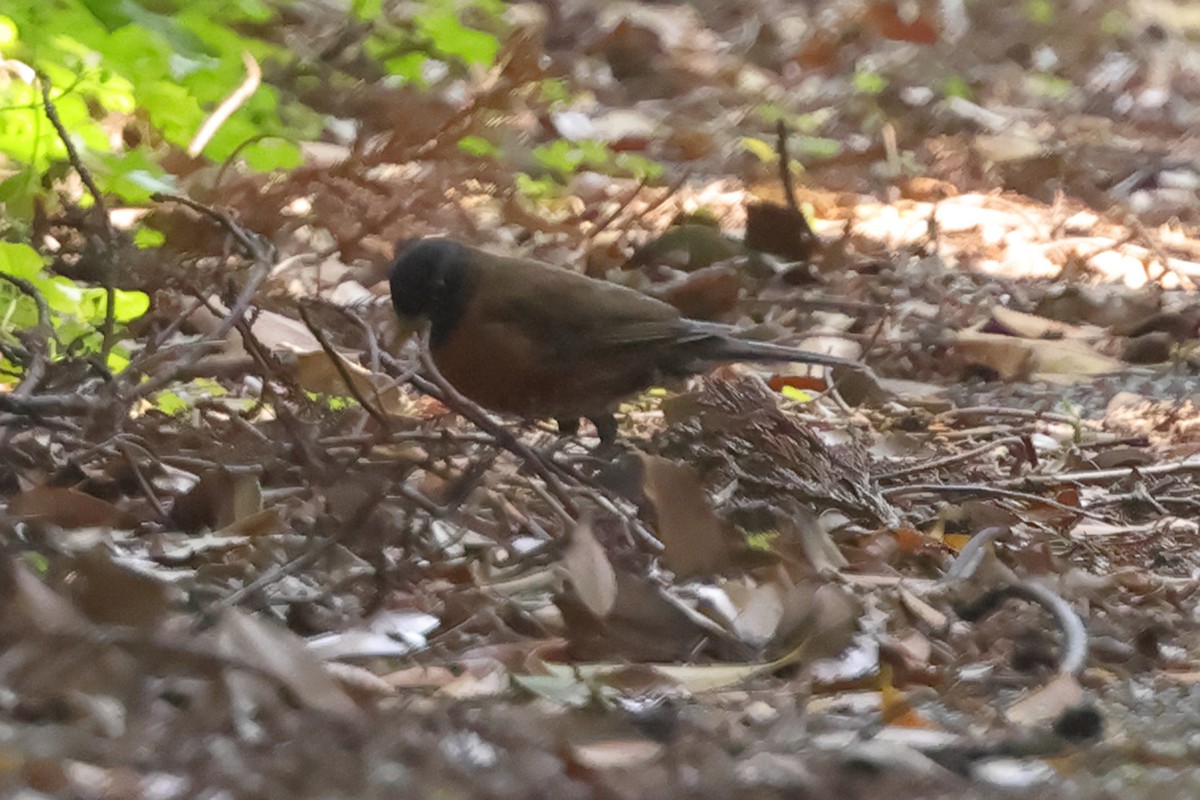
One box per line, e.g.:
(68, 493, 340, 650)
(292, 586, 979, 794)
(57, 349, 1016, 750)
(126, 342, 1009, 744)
(560, 518, 618, 618)
(68, 549, 172, 629)
(214, 608, 361, 719)
(637, 454, 748, 578)
(171, 468, 261, 531)
(9, 486, 137, 529)
(1005, 672, 1084, 726)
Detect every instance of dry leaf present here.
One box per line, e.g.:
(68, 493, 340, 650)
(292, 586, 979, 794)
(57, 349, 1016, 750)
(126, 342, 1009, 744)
(214, 608, 360, 719)
(9, 486, 137, 529)
(290, 350, 413, 416)
(638, 454, 743, 578)
(69, 549, 171, 629)
(560, 519, 618, 618)
(0, 558, 89, 634)
(171, 468, 261, 531)
(568, 739, 664, 770)
(1005, 672, 1084, 726)
(988, 306, 1099, 340)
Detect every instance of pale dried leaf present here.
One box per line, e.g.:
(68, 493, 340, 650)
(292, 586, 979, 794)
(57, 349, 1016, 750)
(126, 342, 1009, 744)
(1005, 672, 1084, 726)
(214, 608, 360, 719)
(560, 519, 618, 618)
(9, 487, 136, 529)
(638, 454, 741, 578)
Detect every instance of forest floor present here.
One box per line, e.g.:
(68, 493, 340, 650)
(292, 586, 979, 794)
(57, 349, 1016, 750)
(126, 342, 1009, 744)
(6, 0, 1200, 797)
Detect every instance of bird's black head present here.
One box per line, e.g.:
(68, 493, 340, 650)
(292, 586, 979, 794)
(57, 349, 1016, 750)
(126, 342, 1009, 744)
(389, 238, 472, 346)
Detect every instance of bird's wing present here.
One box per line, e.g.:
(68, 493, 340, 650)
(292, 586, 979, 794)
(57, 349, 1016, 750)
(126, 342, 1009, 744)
(483, 257, 706, 359)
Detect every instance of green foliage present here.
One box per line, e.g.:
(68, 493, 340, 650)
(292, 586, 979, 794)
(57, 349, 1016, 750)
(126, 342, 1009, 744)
(458, 135, 502, 159)
(538, 78, 572, 105)
(740, 137, 777, 163)
(1100, 10, 1129, 37)
(134, 228, 166, 249)
(366, 0, 504, 84)
(515, 172, 562, 200)
(1024, 0, 1055, 25)
(511, 139, 663, 207)
(745, 531, 779, 551)
(741, 133, 837, 165)
(779, 385, 817, 403)
(0, 0, 514, 363)
(1028, 73, 1074, 100)
(940, 75, 973, 101)
(0, 242, 149, 377)
(306, 391, 354, 411)
(22, 551, 50, 575)
(0, 0, 322, 215)
(790, 136, 840, 160)
(531, 140, 662, 182)
(416, 8, 499, 65)
(853, 69, 888, 96)
(152, 378, 230, 415)
(752, 105, 830, 134)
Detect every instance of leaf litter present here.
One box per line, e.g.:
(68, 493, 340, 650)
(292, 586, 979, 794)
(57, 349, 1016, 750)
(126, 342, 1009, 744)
(9, 1, 1200, 798)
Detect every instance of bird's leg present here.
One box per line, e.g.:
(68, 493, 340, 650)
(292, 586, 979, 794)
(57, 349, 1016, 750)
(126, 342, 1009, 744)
(555, 417, 581, 437)
(589, 414, 619, 445)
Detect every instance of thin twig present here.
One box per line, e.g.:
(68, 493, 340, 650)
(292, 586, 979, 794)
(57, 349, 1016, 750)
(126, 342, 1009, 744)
(939, 406, 1083, 426)
(776, 119, 799, 215)
(877, 435, 1028, 481)
(297, 301, 391, 432)
(586, 176, 651, 240)
(129, 254, 307, 399)
(882, 482, 1102, 519)
(994, 457, 1200, 488)
(957, 580, 1089, 676)
(149, 192, 269, 260)
(595, 172, 690, 242)
(188, 52, 262, 157)
(0, 273, 53, 397)
(39, 74, 117, 355)
(396, 343, 579, 514)
(117, 442, 170, 522)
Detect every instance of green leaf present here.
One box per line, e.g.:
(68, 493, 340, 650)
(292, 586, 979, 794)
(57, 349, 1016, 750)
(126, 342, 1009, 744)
(515, 172, 561, 199)
(135, 228, 166, 249)
(76, 287, 149, 324)
(106, 347, 130, 373)
(1025, 0, 1054, 24)
(153, 390, 189, 415)
(0, 14, 18, 46)
(538, 78, 570, 105)
(613, 152, 663, 181)
(940, 75, 973, 101)
(780, 385, 816, 402)
(0, 242, 46, 280)
(351, 0, 384, 20)
(417, 11, 499, 66)
(739, 137, 777, 163)
(1028, 73, 1074, 100)
(152, 378, 230, 415)
(853, 69, 887, 96)
(791, 136, 840, 160)
(30, 274, 85, 316)
(382, 51, 429, 83)
(458, 135, 500, 158)
(240, 137, 303, 171)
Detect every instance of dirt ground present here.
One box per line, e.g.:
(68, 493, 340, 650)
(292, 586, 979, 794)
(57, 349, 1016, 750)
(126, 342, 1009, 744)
(6, 0, 1200, 797)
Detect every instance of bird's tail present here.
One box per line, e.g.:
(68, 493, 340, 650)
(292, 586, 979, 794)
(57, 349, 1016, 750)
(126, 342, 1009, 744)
(710, 336, 865, 370)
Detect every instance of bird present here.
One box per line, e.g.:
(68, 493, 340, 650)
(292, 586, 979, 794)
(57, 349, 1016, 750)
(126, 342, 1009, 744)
(389, 238, 869, 443)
